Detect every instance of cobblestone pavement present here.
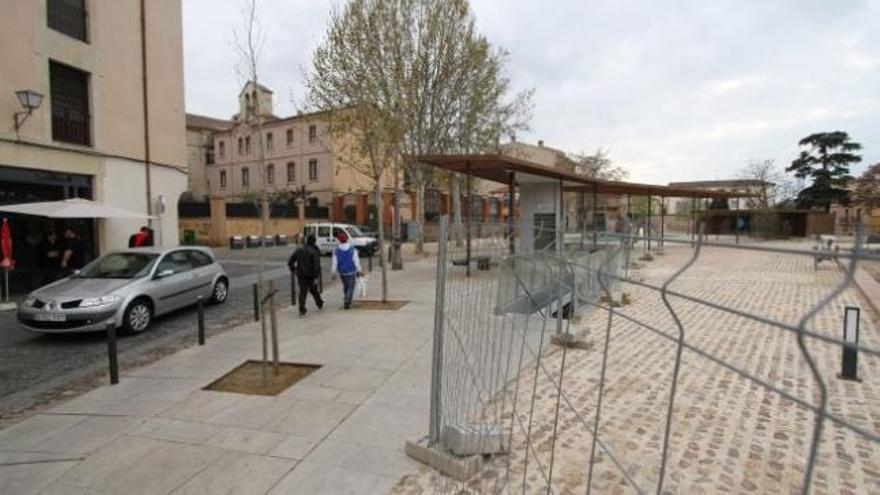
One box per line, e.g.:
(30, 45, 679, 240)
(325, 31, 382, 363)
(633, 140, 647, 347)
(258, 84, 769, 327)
(392, 242, 880, 494)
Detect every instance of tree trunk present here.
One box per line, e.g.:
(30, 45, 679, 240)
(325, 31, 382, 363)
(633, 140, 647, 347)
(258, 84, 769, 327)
(374, 178, 388, 302)
(415, 182, 425, 254)
(451, 174, 464, 247)
(391, 162, 403, 270)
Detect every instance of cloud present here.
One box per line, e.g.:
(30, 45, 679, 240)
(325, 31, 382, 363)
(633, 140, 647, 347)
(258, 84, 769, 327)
(183, 0, 880, 182)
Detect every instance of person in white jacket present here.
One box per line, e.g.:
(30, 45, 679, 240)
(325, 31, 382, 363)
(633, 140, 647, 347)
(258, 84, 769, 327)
(331, 231, 361, 309)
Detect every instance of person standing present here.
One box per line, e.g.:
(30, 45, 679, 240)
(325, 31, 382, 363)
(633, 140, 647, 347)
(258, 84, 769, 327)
(37, 231, 62, 283)
(287, 235, 324, 316)
(331, 231, 361, 309)
(128, 226, 154, 248)
(60, 227, 86, 275)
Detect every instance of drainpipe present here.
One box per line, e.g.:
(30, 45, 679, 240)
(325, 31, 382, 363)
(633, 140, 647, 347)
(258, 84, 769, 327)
(140, 0, 153, 219)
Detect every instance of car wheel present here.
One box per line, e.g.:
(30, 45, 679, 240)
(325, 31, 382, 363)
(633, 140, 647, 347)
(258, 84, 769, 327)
(123, 298, 152, 334)
(210, 277, 228, 304)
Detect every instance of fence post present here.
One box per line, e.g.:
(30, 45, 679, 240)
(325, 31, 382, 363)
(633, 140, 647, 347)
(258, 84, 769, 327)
(197, 296, 205, 346)
(105, 322, 119, 385)
(252, 283, 260, 322)
(428, 216, 448, 447)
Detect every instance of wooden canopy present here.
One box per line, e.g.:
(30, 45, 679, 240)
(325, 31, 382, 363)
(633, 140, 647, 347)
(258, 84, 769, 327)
(415, 154, 745, 198)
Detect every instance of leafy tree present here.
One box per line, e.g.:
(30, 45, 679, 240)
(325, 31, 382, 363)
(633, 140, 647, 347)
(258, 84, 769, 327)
(853, 163, 880, 208)
(786, 131, 861, 211)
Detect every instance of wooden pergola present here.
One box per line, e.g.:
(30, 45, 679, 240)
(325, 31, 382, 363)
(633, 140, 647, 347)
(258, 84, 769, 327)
(414, 154, 748, 271)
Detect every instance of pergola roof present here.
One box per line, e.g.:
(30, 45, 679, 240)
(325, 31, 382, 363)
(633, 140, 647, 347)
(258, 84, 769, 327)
(415, 154, 743, 198)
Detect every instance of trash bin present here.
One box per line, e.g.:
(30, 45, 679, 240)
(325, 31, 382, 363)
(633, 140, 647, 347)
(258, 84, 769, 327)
(183, 230, 196, 245)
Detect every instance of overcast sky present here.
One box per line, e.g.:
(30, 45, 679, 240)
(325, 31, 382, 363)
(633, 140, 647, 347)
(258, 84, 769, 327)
(183, 0, 879, 183)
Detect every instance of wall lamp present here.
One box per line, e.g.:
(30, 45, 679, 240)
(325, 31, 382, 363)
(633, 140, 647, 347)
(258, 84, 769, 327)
(13, 89, 44, 132)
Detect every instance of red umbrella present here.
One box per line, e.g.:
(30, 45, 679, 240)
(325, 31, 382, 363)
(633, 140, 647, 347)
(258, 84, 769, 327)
(1, 218, 13, 270)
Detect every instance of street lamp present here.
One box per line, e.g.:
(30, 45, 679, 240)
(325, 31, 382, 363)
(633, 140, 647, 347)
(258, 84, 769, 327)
(13, 89, 44, 131)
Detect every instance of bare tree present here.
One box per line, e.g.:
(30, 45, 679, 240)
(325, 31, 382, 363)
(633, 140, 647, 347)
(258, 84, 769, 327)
(736, 159, 785, 208)
(573, 148, 628, 181)
(307, 0, 532, 291)
(853, 163, 880, 208)
(234, 0, 278, 379)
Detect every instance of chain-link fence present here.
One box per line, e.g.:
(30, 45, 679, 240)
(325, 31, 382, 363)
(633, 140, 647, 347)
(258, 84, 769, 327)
(417, 217, 880, 494)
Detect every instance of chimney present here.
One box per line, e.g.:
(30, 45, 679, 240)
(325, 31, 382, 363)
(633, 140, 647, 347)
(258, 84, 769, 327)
(538, 140, 544, 147)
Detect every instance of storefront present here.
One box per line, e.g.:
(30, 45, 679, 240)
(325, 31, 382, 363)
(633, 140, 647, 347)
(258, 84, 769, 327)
(0, 165, 96, 294)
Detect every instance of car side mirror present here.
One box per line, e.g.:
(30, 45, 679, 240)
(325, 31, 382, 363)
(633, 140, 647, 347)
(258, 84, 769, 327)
(155, 269, 174, 279)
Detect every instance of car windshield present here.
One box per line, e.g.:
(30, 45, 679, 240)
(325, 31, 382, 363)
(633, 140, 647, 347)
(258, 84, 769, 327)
(77, 253, 159, 279)
(346, 226, 364, 237)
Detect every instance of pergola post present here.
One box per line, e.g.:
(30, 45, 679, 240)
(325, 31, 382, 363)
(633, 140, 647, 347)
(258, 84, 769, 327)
(579, 190, 585, 250)
(507, 171, 515, 255)
(647, 195, 652, 252)
(466, 161, 472, 278)
(735, 196, 740, 245)
(660, 196, 665, 247)
(591, 184, 598, 250)
(557, 178, 564, 258)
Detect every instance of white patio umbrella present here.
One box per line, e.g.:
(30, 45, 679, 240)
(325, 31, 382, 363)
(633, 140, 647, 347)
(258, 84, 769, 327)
(0, 198, 153, 219)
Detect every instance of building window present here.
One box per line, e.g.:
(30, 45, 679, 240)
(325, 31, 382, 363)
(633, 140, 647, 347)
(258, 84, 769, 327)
(267, 163, 275, 184)
(50, 61, 90, 146)
(286, 128, 293, 146)
(245, 136, 251, 154)
(204, 144, 215, 165)
(242, 167, 250, 188)
(238, 137, 243, 155)
(220, 170, 227, 188)
(309, 159, 318, 181)
(308, 125, 317, 143)
(266, 132, 273, 151)
(218, 140, 225, 158)
(47, 0, 88, 42)
(287, 162, 295, 183)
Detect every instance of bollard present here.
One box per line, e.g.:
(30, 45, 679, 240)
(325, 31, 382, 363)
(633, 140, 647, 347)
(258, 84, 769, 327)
(197, 296, 205, 346)
(840, 306, 860, 381)
(252, 283, 260, 322)
(105, 322, 119, 385)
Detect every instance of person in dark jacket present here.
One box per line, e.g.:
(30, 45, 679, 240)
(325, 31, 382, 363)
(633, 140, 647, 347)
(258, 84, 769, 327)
(288, 235, 324, 316)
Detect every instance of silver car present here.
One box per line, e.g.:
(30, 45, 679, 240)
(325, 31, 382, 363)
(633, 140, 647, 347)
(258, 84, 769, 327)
(17, 247, 229, 334)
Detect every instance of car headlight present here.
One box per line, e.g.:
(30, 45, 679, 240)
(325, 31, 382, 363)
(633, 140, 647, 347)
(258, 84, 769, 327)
(22, 295, 36, 307)
(79, 295, 122, 307)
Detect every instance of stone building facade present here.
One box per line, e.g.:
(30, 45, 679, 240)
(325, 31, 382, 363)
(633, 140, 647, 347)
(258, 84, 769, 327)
(0, 0, 188, 290)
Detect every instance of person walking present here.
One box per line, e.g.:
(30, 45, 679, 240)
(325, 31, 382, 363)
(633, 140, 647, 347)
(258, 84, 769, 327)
(331, 231, 361, 309)
(287, 235, 324, 316)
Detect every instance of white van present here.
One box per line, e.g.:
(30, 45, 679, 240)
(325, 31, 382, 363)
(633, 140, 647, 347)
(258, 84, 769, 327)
(302, 223, 379, 256)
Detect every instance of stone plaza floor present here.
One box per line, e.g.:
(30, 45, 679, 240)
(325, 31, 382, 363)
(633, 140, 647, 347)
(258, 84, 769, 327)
(393, 241, 880, 494)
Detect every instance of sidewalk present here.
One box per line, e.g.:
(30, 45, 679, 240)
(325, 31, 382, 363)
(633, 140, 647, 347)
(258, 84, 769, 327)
(1, 259, 439, 494)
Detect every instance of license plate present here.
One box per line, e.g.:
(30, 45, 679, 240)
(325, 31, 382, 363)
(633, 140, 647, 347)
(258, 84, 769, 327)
(35, 313, 66, 322)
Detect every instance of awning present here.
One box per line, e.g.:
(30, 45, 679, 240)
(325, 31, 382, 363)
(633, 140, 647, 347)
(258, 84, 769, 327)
(0, 198, 153, 219)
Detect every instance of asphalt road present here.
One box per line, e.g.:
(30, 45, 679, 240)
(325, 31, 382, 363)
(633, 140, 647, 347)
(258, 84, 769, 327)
(0, 245, 334, 419)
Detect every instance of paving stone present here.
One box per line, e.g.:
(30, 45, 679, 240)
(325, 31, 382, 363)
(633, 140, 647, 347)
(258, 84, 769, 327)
(170, 452, 295, 495)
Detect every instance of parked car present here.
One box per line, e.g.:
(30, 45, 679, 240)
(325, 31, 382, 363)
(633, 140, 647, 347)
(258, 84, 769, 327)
(17, 247, 228, 334)
(302, 222, 378, 256)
